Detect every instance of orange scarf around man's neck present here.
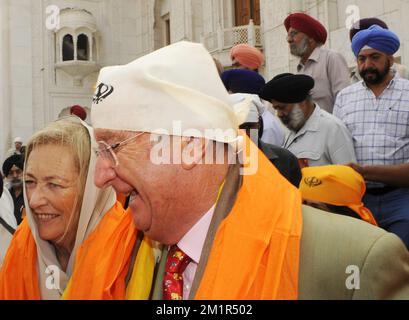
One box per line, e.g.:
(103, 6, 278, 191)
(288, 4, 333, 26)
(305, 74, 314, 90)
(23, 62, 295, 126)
(195, 145, 303, 300)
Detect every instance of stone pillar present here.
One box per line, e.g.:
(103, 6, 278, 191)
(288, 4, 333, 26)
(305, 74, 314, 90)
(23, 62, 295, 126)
(400, 0, 409, 66)
(248, 19, 256, 46)
(260, 0, 293, 78)
(0, 0, 11, 159)
(7, 0, 34, 143)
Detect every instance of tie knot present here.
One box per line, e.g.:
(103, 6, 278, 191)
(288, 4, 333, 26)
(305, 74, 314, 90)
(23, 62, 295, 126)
(165, 245, 192, 274)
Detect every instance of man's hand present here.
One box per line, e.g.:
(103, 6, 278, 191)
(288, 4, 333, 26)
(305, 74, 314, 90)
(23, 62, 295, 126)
(346, 163, 409, 187)
(346, 163, 365, 177)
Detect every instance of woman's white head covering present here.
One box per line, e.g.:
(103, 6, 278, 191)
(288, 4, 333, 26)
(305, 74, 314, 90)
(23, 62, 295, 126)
(23, 117, 117, 299)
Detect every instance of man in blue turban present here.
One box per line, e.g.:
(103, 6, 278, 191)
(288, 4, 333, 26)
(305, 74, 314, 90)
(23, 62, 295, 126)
(352, 25, 400, 58)
(351, 25, 400, 87)
(349, 18, 409, 82)
(335, 25, 409, 249)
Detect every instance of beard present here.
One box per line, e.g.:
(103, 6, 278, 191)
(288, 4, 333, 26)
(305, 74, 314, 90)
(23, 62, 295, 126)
(290, 37, 309, 57)
(8, 178, 23, 189)
(280, 104, 306, 132)
(360, 60, 391, 85)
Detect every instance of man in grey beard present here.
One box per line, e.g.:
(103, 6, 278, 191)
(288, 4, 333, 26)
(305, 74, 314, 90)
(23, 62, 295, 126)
(260, 73, 356, 168)
(2, 155, 24, 225)
(284, 13, 350, 114)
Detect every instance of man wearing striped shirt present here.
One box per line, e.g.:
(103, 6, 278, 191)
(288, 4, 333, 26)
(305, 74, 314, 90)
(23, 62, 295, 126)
(334, 25, 409, 249)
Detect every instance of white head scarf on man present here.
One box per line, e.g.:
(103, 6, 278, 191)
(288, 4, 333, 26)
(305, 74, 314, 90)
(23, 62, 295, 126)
(229, 93, 265, 124)
(0, 188, 16, 267)
(23, 117, 117, 299)
(91, 41, 250, 148)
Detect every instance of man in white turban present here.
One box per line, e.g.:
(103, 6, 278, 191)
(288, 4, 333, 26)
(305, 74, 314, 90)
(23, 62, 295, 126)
(91, 41, 409, 300)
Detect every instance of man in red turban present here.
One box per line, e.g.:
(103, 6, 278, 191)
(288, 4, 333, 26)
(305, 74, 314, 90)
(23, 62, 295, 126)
(70, 105, 87, 121)
(284, 13, 350, 114)
(285, 13, 327, 45)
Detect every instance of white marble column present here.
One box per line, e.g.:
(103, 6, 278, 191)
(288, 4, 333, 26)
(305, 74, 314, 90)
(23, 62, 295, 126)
(260, 0, 293, 79)
(0, 0, 11, 160)
(400, 0, 409, 66)
(7, 0, 34, 144)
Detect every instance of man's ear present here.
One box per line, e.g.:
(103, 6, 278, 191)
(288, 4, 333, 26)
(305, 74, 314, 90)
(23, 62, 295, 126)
(389, 55, 395, 67)
(181, 137, 207, 170)
(308, 36, 316, 47)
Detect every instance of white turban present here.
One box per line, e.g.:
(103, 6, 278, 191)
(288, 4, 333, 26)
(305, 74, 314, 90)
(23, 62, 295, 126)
(91, 41, 250, 144)
(229, 93, 264, 124)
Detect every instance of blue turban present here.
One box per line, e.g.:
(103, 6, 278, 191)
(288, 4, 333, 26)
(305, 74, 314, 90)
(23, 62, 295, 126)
(352, 25, 400, 58)
(221, 69, 265, 95)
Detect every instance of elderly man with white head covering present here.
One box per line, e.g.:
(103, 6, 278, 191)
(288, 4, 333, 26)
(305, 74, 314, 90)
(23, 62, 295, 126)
(334, 26, 409, 249)
(5, 137, 24, 158)
(92, 41, 409, 300)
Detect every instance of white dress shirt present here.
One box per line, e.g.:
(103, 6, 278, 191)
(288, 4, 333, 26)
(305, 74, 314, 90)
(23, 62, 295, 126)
(177, 205, 215, 300)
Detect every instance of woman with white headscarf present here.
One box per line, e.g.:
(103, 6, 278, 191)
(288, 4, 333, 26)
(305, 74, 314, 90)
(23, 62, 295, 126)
(0, 117, 138, 299)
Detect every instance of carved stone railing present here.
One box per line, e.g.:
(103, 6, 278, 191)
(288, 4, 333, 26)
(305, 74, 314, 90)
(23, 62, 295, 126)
(201, 20, 262, 53)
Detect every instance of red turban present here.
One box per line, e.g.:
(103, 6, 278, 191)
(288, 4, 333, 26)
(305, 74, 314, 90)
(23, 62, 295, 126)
(70, 105, 87, 121)
(230, 44, 264, 70)
(284, 13, 328, 44)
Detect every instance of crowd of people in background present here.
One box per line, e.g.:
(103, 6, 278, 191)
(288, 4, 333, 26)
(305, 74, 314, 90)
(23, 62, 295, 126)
(0, 12, 408, 300)
(219, 13, 409, 249)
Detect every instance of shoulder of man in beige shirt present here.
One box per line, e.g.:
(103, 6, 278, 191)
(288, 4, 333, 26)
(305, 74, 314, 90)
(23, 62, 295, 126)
(298, 46, 350, 113)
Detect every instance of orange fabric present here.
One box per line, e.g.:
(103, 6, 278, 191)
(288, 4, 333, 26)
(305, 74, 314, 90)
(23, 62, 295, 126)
(21, 207, 26, 220)
(230, 44, 264, 70)
(0, 219, 41, 300)
(116, 192, 128, 208)
(195, 139, 303, 300)
(0, 202, 136, 300)
(300, 165, 378, 226)
(63, 203, 137, 299)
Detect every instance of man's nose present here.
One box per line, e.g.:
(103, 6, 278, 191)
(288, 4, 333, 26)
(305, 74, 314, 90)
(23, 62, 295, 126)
(9, 171, 19, 179)
(94, 157, 117, 188)
(363, 59, 374, 70)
